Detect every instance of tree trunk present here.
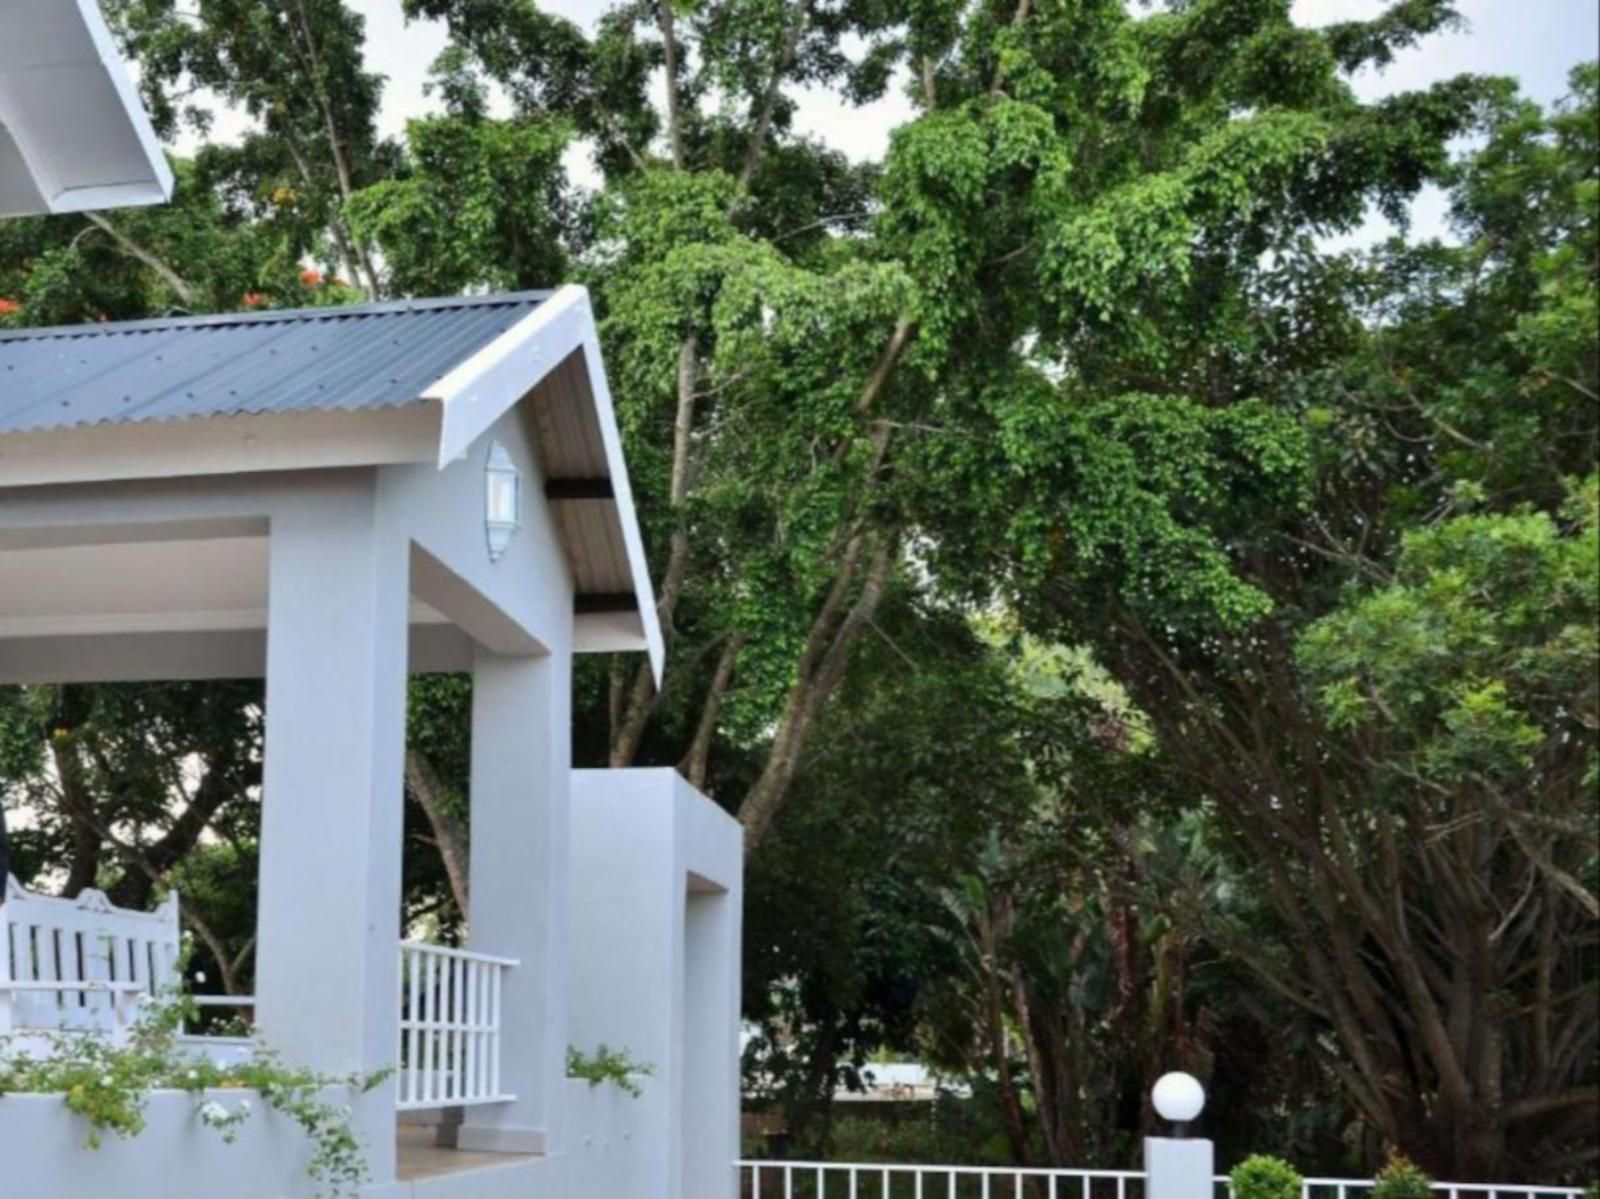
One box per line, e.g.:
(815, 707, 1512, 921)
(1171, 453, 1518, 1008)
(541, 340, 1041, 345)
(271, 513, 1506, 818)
(405, 748, 470, 919)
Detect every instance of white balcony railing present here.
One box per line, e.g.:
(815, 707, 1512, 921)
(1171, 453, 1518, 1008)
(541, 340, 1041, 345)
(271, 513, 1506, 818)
(396, 940, 517, 1111)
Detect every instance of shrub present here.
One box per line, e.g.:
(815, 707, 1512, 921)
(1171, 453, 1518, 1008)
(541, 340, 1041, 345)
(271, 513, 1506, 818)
(1230, 1155, 1304, 1199)
(1373, 1153, 1433, 1199)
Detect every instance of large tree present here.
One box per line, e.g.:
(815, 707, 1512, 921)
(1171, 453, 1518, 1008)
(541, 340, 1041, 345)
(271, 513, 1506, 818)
(930, 63, 1599, 1180)
(351, 0, 1504, 859)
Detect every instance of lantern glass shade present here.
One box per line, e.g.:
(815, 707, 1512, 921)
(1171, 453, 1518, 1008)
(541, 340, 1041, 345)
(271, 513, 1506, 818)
(485, 441, 521, 563)
(1151, 1072, 1206, 1123)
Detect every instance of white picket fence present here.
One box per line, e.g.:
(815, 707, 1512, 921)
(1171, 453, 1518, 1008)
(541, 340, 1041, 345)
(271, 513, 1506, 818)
(737, 1163, 1588, 1199)
(396, 939, 518, 1111)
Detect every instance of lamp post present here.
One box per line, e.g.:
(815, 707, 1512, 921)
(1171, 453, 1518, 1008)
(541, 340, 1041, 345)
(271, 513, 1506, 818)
(1145, 1072, 1213, 1199)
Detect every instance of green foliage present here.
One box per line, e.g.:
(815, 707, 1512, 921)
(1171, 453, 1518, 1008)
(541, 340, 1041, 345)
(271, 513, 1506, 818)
(1299, 476, 1599, 788)
(566, 1044, 654, 1099)
(1230, 1155, 1306, 1199)
(1373, 1153, 1435, 1199)
(347, 116, 573, 294)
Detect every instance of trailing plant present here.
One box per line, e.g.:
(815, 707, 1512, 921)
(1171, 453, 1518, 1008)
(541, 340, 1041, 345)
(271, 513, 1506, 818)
(1373, 1153, 1434, 1199)
(1230, 1155, 1305, 1199)
(567, 1043, 653, 1099)
(0, 985, 387, 1199)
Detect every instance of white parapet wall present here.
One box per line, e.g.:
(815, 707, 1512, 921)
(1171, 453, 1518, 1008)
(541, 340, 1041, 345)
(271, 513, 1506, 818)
(0, 1087, 339, 1199)
(569, 767, 745, 1199)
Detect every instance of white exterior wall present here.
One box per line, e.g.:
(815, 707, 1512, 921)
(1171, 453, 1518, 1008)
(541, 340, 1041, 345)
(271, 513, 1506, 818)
(377, 405, 573, 656)
(569, 768, 745, 1199)
(0, 1082, 663, 1199)
(0, 1089, 348, 1199)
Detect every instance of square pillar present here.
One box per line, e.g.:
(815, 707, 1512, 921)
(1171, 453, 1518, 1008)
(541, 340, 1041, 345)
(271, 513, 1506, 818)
(456, 643, 571, 1153)
(255, 487, 409, 1184)
(1145, 1137, 1214, 1199)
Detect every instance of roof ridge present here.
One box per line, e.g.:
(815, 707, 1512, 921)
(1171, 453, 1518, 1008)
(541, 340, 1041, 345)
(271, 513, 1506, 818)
(0, 290, 555, 343)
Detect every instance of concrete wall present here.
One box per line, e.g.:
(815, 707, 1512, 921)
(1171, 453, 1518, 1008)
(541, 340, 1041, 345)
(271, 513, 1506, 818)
(378, 405, 574, 657)
(0, 1088, 338, 1199)
(0, 1077, 664, 1199)
(569, 768, 745, 1199)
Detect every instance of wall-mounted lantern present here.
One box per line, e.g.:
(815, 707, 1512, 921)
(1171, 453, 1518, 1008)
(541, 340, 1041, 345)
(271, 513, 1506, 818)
(485, 441, 521, 563)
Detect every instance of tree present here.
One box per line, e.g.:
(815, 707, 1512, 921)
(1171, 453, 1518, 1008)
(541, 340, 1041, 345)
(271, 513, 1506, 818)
(371, 0, 1499, 859)
(0, 683, 263, 997)
(106, 0, 394, 296)
(932, 64, 1599, 1179)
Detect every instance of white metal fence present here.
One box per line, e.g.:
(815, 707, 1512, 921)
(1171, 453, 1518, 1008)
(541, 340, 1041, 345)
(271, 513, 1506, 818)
(1244, 1183, 1586, 1199)
(396, 940, 517, 1111)
(738, 1162, 1144, 1199)
(737, 1164, 1588, 1199)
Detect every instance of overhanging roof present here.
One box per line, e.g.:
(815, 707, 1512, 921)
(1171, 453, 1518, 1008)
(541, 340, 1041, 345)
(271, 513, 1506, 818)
(0, 287, 664, 680)
(0, 0, 174, 217)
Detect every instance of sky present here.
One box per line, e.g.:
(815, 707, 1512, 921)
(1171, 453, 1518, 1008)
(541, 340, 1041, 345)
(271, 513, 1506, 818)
(182, 0, 1599, 242)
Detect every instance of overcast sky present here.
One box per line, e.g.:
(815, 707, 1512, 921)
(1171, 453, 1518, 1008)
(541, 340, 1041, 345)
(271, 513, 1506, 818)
(183, 0, 1599, 242)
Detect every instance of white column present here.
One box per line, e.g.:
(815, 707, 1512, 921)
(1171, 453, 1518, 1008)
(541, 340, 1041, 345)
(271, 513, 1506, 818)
(255, 485, 408, 1185)
(456, 642, 571, 1154)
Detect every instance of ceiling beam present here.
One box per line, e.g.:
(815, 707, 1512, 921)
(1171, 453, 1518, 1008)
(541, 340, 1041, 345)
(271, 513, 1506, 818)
(574, 592, 636, 615)
(545, 477, 614, 501)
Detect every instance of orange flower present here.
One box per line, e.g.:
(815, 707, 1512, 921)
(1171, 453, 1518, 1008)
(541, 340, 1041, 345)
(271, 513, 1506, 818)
(241, 292, 265, 308)
(0, 297, 20, 315)
(299, 268, 323, 287)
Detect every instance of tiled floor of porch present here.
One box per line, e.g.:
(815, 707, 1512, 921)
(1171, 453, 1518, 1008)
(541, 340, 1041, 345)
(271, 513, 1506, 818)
(396, 1123, 540, 1182)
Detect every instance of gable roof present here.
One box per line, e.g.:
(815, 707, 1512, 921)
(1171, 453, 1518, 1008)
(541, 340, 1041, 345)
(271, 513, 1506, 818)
(0, 288, 663, 681)
(0, 0, 174, 216)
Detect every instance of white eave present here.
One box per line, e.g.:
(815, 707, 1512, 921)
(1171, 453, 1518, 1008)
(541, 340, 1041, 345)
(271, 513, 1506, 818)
(0, 0, 174, 218)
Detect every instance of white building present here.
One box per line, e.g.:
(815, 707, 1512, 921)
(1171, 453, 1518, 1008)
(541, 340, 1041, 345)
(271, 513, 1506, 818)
(0, 288, 744, 1198)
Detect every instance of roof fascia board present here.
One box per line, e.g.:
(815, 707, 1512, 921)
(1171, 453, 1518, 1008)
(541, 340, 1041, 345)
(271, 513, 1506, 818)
(0, 0, 173, 216)
(70, 0, 175, 206)
(425, 285, 665, 683)
(0, 405, 440, 489)
(429, 285, 592, 468)
(577, 326, 665, 684)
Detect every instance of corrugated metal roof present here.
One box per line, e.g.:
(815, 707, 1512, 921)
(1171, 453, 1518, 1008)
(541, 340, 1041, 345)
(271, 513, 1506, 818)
(0, 292, 550, 436)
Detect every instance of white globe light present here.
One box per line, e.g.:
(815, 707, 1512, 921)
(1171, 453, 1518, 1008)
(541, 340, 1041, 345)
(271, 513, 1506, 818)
(1151, 1072, 1206, 1123)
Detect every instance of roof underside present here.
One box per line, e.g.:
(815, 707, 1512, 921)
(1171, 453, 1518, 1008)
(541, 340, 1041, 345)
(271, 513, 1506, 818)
(0, 0, 174, 217)
(0, 294, 549, 435)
